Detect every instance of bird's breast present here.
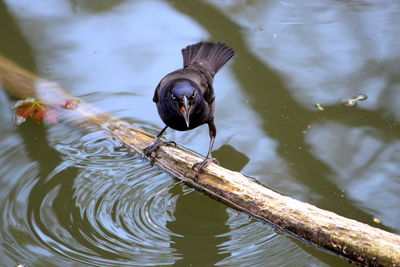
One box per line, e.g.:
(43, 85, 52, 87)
(156, 100, 209, 131)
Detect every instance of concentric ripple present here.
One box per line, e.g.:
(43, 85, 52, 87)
(215, 209, 326, 266)
(2, 129, 181, 266)
(1, 125, 328, 266)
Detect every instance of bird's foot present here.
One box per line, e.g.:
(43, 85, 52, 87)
(192, 157, 219, 181)
(143, 138, 176, 158)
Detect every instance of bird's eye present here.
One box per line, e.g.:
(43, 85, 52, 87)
(190, 91, 196, 99)
(171, 94, 177, 100)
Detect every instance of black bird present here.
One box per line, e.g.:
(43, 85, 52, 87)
(144, 41, 236, 173)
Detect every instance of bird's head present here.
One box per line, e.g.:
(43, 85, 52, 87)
(170, 80, 198, 128)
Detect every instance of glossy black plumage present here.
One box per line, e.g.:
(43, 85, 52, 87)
(144, 41, 236, 174)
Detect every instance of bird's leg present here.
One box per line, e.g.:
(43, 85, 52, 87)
(193, 120, 219, 178)
(143, 126, 176, 157)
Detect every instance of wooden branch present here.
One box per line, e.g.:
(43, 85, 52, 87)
(1, 54, 399, 267)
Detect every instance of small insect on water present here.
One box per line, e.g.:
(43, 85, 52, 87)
(344, 94, 368, 107)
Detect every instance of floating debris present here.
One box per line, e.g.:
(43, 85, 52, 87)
(13, 98, 44, 125)
(373, 217, 381, 224)
(344, 94, 368, 107)
(314, 103, 324, 111)
(13, 97, 66, 125)
(63, 99, 78, 110)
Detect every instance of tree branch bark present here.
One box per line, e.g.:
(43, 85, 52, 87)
(1, 54, 399, 266)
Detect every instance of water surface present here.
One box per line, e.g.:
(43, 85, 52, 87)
(1, 0, 399, 266)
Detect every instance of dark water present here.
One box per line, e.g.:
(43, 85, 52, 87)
(1, 0, 399, 266)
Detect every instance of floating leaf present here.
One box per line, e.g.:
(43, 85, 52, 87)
(14, 98, 44, 124)
(13, 98, 61, 125)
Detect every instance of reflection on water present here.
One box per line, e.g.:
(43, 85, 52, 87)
(1, 118, 180, 265)
(1, 0, 400, 266)
(306, 122, 400, 230)
(43, 135, 179, 265)
(204, 0, 400, 228)
(216, 209, 323, 266)
(210, 0, 400, 110)
(0, 119, 325, 266)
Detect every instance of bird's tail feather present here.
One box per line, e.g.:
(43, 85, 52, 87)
(182, 41, 235, 75)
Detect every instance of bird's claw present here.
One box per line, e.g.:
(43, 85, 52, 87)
(163, 140, 177, 147)
(192, 157, 219, 181)
(143, 139, 176, 158)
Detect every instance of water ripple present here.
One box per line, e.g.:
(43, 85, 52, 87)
(3, 130, 181, 266)
(216, 209, 324, 266)
(1, 127, 327, 266)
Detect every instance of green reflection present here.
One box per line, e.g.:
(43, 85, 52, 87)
(168, 184, 230, 266)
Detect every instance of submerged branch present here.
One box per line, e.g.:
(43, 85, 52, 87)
(1, 54, 399, 267)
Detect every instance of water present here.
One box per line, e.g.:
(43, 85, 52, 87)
(1, 0, 399, 266)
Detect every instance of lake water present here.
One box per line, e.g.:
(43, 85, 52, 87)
(1, 0, 399, 266)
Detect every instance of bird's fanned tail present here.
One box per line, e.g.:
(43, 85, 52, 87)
(182, 41, 236, 76)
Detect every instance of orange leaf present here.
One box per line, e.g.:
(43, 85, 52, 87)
(15, 102, 38, 118)
(13, 98, 60, 124)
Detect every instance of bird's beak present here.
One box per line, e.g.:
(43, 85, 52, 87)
(180, 96, 190, 128)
